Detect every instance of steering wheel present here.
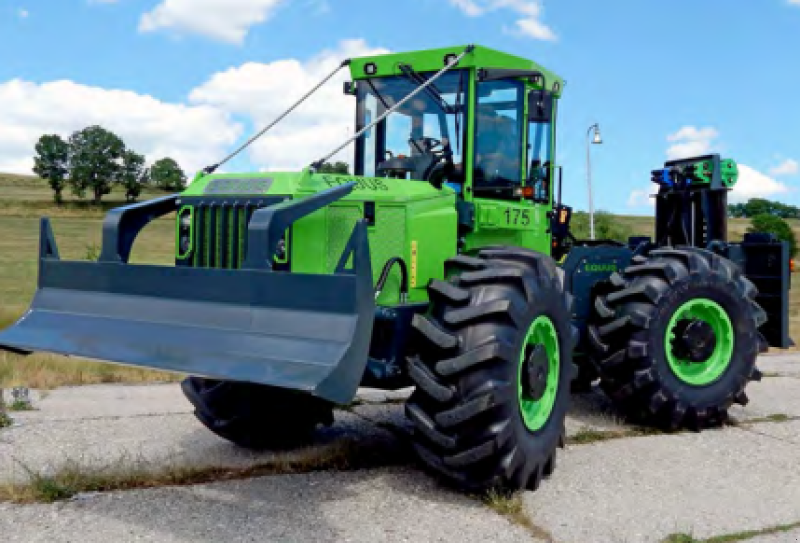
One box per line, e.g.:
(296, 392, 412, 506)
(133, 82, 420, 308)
(409, 136, 444, 155)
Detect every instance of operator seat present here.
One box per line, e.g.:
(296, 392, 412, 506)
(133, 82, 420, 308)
(475, 104, 520, 187)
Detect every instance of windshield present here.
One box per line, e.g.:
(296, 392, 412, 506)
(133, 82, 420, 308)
(355, 70, 467, 179)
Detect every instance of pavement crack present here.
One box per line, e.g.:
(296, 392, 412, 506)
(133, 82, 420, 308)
(733, 425, 800, 446)
(482, 490, 555, 542)
(7, 411, 193, 427)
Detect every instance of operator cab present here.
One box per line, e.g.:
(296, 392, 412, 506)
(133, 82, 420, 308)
(353, 64, 556, 204)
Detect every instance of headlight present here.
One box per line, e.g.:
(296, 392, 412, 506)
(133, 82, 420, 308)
(177, 208, 193, 258)
(276, 239, 286, 260)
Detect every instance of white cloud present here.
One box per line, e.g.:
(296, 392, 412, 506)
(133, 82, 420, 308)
(18, 8, 29, 18)
(448, 0, 557, 41)
(0, 79, 241, 175)
(139, 0, 286, 44)
(789, 0, 800, 6)
(666, 126, 719, 160)
(769, 158, 799, 176)
(627, 188, 655, 208)
(190, 39, 388, 171)
(729, 164, 790, 203)
(448, 0, 484, 17)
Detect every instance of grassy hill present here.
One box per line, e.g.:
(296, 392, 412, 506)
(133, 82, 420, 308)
(614, 214, 800, 244)
(0, 174, 796, 387)
(0, 172, 169, 218)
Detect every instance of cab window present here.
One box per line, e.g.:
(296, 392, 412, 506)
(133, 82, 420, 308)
(473, 80, 524, 197)
(527, 115, 553, 203)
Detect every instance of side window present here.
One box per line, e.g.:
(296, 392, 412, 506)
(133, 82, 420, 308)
(527, 118, 552, 203)
(474, 81, 523, 192)
(362, 94, 378, 177)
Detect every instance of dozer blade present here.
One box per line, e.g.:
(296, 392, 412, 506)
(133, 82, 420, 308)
(0, 184, 375, 404)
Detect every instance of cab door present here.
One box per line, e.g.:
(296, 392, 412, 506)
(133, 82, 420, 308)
(464, 77, 554, 255)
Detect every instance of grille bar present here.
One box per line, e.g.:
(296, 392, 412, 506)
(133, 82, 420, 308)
(184, 197, 287, 270)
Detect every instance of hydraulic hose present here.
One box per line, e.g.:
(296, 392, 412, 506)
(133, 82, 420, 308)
(374, 257, 409, 303)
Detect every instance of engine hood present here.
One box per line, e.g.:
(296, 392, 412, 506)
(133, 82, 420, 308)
(181, 169, 453, 204)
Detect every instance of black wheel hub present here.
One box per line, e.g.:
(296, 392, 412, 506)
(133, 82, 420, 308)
(672, 319, 717, 363)
(523, 345, 549, 401)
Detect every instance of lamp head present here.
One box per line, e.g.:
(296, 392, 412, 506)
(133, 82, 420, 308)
(592, 125, 603, 145)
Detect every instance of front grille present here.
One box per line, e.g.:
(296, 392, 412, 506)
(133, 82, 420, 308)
(179, 197, 287, 270)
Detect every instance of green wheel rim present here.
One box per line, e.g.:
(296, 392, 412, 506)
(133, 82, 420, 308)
(665, 298, 735, 386)
(518, 315, 560, 431)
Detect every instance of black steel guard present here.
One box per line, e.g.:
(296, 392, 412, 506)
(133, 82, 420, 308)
(0, 182, 375, 404)
(243, 182, 355, 269)
(99, 194, 179, 264)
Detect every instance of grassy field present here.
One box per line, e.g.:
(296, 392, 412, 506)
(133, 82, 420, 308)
(0, 174, 797, 388)
(0, 174, 180, 387)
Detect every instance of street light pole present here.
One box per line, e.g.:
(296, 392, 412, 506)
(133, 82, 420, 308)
(586, 123, 603, 240)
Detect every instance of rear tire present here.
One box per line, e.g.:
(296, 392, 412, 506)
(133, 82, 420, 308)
(587, 247, 767, 430)
(405, 247, 576, 492)
(181, 377, 334, 449)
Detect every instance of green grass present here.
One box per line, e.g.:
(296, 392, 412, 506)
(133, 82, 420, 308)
(566, 425, 668, 445)
(6, 399, 35, 411)
(482, 489, 554, 541)
(663, 521, 800, 542)
(0, 438, 404, 504)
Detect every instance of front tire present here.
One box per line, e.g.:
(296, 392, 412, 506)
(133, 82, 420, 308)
(587, 247, 767, 430)
(181, 377, 334, 449)
(405, 247, 576, 492)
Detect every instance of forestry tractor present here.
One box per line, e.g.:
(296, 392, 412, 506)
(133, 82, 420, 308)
(0, 45, 792, 493)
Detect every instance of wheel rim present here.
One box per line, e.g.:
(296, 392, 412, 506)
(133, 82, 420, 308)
(665, 298, 735, 386)
(518, 315, 560, 431)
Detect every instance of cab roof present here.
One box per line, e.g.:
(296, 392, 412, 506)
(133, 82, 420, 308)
(349, 44, 565, 97)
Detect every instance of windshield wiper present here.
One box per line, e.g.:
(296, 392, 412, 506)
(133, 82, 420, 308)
(364, 78, 391, 111)
(397, 64, 454, 115)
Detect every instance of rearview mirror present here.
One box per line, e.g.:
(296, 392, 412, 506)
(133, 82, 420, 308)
(528, 90, 553, 123)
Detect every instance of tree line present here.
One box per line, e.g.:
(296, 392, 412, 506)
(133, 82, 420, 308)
(33, 125, 186, 204)
(727, 198, 798, 256)
(728, 198, 800, 219)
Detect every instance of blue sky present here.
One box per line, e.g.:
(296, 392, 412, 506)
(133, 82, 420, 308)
(1, 0, 799, 214)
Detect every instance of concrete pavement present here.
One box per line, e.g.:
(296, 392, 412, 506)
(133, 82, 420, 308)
(1, 353, 799, 542)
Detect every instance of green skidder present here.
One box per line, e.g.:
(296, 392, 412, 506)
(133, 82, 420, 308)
(0, 45, 790, 493)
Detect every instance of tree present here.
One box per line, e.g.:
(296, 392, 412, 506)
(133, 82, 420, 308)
(749, 213, 798, 257)
(119, 150, 148, 202)
(727, 202, 747, 218)
(150, 157, 186, 191)
(729, 198, 800, 219)
(32, 134, 70, 204)
(68, 125, 125, 204)
(317, 161, 350, 175)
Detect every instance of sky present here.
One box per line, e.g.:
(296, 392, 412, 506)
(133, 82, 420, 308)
(1, 0, 799, 214)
